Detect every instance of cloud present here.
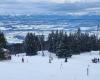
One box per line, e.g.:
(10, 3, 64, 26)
(0, 0, 100, 15)
(0, 0, 65, 4)
(65, 0, 100, 3)
(0, 0, 100, 4)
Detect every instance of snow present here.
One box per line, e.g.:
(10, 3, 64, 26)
(0, 23, 99, 43)
(0, 51, 100, 80)
(0, 27, 7, 30)
(4, 30, 50, 43)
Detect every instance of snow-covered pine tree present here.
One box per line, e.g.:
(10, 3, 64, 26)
(24, 33, 38, 56)
(56, 41, 68, 58)
(0, 31, 7, 60)
(0, 31, 7, 48)
(48, 31, 55, 52)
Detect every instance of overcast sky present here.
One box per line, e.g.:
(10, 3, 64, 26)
(0, 0, 100, 15)
(0, 0, 77, 3)
(0, 0, 99, 3)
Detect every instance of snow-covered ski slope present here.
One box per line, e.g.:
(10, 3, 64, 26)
(0, 51, 100, 80)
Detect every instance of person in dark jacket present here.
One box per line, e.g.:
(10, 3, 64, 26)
(22, 57, 24, 63)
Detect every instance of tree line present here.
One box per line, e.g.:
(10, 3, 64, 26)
(0, 28, 100, 58)
(47, 28, 100, 58)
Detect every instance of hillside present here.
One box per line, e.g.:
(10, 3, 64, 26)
(0, 51, 100, 80)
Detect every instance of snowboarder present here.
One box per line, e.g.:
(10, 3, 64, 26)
(22, 58, 24, 63)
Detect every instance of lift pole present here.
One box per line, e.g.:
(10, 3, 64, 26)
(97, 24, 100, 55)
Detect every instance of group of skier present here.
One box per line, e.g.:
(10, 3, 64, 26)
(14, 52, 100, 64)
(92, 58, 100, 63)
(15, 54, 25, 63)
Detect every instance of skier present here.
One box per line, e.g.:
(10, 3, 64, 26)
(87, 67, 89, 76)
(87, 65, 90, 76)
(49, 57, 51, 63)
(99, 51, 100, 55)
(15, 54, 16, 56)
(98, 58, 99, 62)
(65, 57, 68, 62)
(22, 57, 24, 63)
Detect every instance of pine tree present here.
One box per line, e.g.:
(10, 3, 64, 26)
(0, 31, 7, 60)
(24, 33, 38, 56)
(0, 31, 7, 48)
(48, 31, 55, 52)
(0, 48, 5, 60)
(47, 29, 100, 58)
(56, 41, 68, 58)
